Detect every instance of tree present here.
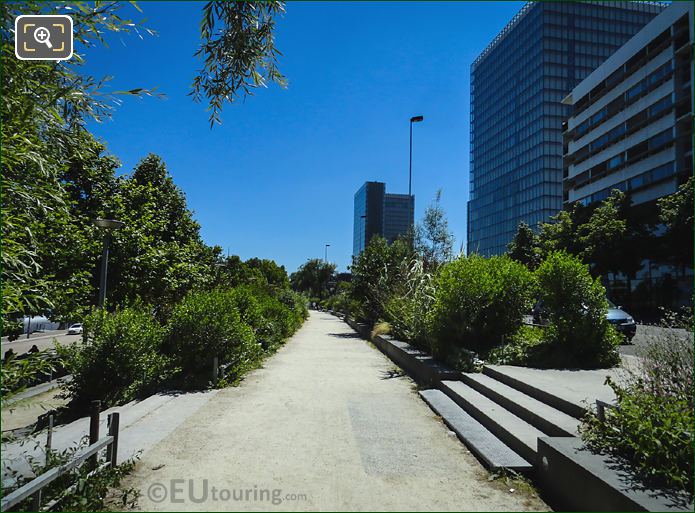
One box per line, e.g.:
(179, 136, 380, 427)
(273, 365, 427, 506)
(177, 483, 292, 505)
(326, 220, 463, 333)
(2, 1, 288, 330)
(290, 259, 336, 299)
(506, 222, 541, 269)
(415, 191, 454, 269)
(107, 154, 221, 313)
(577, 190, 628, 278)
(658, 177, 694, 272)
(192, 1, 286, 126)
(1, 1, 156, 329)
(38, 132, 122, 321)
(246, 258, 290, 289)
(538, 208, 581, 258)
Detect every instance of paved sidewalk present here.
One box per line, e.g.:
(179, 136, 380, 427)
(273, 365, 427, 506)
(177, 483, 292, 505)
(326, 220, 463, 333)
(125, 311, 547, 511)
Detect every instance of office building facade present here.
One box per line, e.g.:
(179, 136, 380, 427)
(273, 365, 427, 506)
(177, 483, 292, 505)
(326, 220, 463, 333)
(467, 1, 665, 256)
(353, 181, 414, 257)
(383, 193, 414, 243)
(563, 1, 693, 314)
(563, 2, 693, 207)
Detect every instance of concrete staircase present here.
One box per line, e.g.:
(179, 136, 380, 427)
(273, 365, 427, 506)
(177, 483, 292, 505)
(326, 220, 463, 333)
(420, 366, 583, 473)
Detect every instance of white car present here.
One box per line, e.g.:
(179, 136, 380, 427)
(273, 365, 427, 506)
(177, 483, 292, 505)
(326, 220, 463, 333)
(67, 323, 83, 335)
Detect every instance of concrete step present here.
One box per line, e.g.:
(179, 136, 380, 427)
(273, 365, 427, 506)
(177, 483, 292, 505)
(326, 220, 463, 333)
(482, 365, 616, 419)
(461, 373, 581, 437)
(439, 380, 545, 463)
(538, 437, 694, 512)
(419, 389, 532, 473)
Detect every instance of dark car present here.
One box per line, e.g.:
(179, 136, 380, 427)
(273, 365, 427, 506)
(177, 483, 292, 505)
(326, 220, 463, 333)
(532, 299, 636, 341)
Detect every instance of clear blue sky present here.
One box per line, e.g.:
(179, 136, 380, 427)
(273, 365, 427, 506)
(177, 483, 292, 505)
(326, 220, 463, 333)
(83, 1, 524, 273)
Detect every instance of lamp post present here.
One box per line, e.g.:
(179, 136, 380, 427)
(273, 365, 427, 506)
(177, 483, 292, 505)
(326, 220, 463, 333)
(409, 115, 424, 235)
(324, 244, 330, 263)
(93, 218, 125, 307)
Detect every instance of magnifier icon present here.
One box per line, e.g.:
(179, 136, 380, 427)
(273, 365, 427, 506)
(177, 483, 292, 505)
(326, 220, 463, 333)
(34, 26, 52, 48)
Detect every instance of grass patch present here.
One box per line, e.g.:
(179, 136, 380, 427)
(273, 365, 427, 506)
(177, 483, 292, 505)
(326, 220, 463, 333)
(371, 321, 391, 340)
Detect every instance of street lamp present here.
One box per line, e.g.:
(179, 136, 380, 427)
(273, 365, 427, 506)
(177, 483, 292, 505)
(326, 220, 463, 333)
(409, 115, 424, 233)
(93, 218, 125, 307)
(324, 244, 331, 263)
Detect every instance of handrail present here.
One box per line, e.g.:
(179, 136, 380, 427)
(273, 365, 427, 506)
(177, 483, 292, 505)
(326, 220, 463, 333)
(1, 407, 120, 512)
(1, 437, 112, 511)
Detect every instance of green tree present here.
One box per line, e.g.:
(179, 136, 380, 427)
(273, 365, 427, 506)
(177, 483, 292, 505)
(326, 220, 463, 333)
(415, 190, 454, 269)
(538, 207, 583, 258)
(245, 258, 290, 289)
(1, 2, 156, 329)
(192, 1, 286, 126)
(577, 190, 628, 278)
(290, 259, 336, 300)
(506, 222, 541, 269)
(38, 133, 122, 321)
(658, 177, 694, 272)
(106, 154, 221, 313)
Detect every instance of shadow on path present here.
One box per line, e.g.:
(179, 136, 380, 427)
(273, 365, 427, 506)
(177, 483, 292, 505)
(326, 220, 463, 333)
(327, 332, 362, 339)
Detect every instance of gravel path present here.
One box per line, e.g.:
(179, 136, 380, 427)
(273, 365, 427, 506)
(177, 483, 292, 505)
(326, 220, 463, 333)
(125, 311, 547, 511)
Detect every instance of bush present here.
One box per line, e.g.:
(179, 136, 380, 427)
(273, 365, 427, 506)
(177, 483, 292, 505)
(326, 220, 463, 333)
(58, 285, 306, 406)
(60, 305, 173, 406)
(427, 255, 535, 359)
(166, 289, 260, 388)
(382, 257, 435, 348)
(252, 288, 305, 348)
(534, 251, 620, 368)
(487, 325, 544, 365)
(350, 237, 413, 324)
(581, 327, 693, 494)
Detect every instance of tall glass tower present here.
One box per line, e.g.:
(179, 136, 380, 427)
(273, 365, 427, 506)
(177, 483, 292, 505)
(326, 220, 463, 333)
(467, 1, 665, 256)
(353, 181, 414, 257)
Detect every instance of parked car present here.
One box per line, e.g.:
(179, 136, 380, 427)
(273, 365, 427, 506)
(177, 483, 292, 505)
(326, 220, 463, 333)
(532, 299, 636, 341)
(605, 299, 637, 341)
(67, 323, 83, 335)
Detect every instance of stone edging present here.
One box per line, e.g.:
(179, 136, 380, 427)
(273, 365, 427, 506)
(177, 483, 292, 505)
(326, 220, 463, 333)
(342, 315, 460, 386)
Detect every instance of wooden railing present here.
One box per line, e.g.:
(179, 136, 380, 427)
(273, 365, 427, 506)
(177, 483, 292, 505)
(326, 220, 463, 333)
(1, 401, 120, 512)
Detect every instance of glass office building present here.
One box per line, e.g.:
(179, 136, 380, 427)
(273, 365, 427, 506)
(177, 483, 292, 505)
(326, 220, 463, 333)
(353, 182, 414, 257)
(467, 1, 665, 256)
(383, 193, 414, 243)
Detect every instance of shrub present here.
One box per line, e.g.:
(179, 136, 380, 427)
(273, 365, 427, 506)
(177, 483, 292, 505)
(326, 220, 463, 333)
(253, 290, 304, 348)
(10, 443, 138, 512)
(60, 305, 173, 406)
(350, 237, 413, 324)
(534, 251, 620, 368)
(427, 255, 535, 359)
(486, 325, 544, 365)
(581, 327, 693, 495)
(270, 288, 307, 333)
(228, 285, 283, 349)
(382, 257, 435, 348)
(166, 289, 260, 388)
